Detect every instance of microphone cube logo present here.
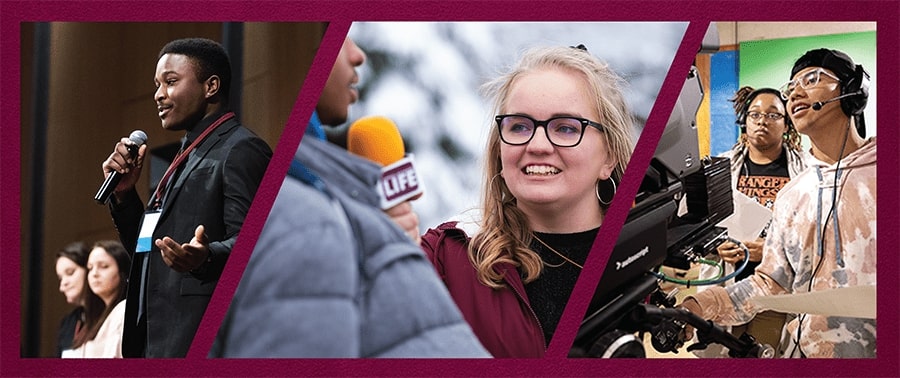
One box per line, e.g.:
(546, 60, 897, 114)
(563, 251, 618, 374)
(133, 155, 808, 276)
(378, 154, 424, 209)
(383, 163, 418, 198)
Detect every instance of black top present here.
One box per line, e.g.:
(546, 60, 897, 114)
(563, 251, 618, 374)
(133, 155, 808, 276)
(56, 307, 83, 357)
(525, 227, 598, 346)
(736, 148, 791, 210)
(111, 115, 272, 357)
(735, 149, 791, 281)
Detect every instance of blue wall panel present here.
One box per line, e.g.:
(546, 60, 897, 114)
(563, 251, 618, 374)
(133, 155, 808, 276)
(709, 50, 739, 157)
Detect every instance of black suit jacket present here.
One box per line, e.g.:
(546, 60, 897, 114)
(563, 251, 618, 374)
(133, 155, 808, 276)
(110, 113, 272, 357)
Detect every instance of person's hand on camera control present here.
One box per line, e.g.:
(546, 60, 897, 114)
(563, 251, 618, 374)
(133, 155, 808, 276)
(677, 298, 703, 341)
(716, 238, 762, 265)
(743, 237, 764, 262)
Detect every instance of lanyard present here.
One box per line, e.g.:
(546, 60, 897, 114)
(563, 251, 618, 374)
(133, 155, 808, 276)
(151, 112, 235, 209)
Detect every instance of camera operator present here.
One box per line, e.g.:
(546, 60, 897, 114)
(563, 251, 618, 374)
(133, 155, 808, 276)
(681, 48, 876, 358)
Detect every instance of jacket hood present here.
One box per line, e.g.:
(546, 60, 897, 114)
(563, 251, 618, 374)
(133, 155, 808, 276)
(809, 136, 877, 171)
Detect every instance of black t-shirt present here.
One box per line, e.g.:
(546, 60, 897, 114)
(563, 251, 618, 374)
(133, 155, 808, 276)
(735, 149, 791, 210)
(734, 149, 791, 281)
(525, 228, 597, 346)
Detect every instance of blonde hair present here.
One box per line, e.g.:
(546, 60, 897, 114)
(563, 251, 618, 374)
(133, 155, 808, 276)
(470, 46, 635, 288)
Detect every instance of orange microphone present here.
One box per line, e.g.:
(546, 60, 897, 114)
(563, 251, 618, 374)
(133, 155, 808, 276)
(347, 116, 424, 209)
(347, 115, 405, 166)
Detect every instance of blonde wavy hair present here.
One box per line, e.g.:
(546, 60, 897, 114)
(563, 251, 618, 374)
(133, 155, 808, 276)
(469, 45, 635, 289)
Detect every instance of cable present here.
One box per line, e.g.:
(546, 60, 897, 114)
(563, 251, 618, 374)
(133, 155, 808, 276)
(792, 118, 851, 358)
(652, 236, 750, 286)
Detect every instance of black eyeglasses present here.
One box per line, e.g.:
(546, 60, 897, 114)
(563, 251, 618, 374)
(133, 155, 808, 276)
(747, 111, 785, 122)
(495, 114, 605, 147)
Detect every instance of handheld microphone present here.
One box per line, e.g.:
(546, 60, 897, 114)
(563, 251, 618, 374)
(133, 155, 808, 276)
(811, 91, 862, 111)
(94, 130, 147, 205)
(347, 116, 424, 210)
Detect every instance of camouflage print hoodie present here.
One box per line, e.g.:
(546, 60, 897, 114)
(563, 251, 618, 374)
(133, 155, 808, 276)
(689, 137, 877, 358)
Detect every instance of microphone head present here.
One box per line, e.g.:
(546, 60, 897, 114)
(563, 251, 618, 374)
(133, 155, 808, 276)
(811, 102, 824, 111)
(129, 130, 148, 145)
(347, 116, 405, 166)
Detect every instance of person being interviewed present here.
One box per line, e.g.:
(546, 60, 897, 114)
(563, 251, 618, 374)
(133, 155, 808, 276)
(101, 38, 272, 357)
(420, 45, 635, 357)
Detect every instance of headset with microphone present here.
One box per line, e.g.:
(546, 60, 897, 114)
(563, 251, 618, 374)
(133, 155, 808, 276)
(811, 91, 864, 111)
(787, 49, 871, 358)
(810, 64, 870, 137)
(811, 64, 870, 114)
(735, 87, 790, 134)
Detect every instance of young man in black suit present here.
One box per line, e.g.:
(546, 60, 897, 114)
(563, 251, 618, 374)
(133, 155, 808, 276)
(101, 38, 272, 358)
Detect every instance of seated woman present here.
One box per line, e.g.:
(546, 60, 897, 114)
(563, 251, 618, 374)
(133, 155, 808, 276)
(421, 45, 635, 357)
(54, 241, 94, 357)
(62, 240, 130, 358)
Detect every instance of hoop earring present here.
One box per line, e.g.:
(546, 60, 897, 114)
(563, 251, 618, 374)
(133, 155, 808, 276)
(490, 172, 503, 189)
(491, 172, 510, 202)
(596, 178, 616, 206)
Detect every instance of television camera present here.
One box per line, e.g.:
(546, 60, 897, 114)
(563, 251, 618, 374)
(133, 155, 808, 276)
(570, 26, 774, 359)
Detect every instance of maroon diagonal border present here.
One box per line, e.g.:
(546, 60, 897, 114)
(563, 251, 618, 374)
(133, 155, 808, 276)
(2, 1, 898, 377)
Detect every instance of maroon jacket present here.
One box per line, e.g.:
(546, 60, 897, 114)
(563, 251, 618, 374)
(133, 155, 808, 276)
(421, 221, 546, 358)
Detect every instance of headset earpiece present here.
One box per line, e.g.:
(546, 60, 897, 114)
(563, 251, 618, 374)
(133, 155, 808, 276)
(840, 65, 870, 116)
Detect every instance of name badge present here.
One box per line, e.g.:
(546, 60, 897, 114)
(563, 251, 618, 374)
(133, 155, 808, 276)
(136, 210, 161, 253)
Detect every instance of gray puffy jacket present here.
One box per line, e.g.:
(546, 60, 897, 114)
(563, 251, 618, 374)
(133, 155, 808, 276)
(212, 134, 489, 357)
